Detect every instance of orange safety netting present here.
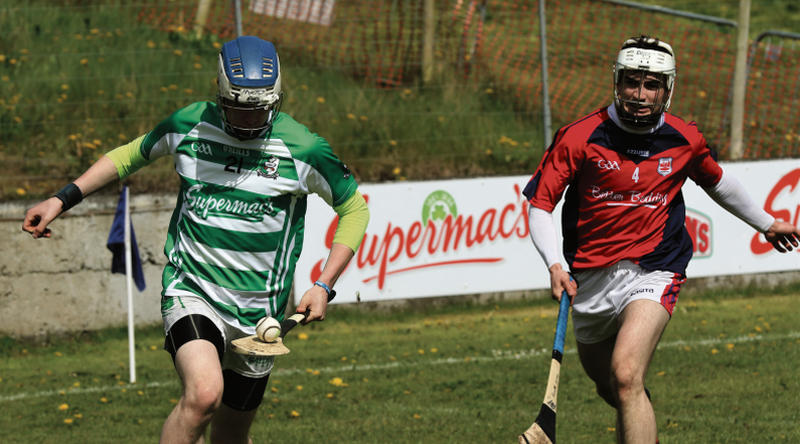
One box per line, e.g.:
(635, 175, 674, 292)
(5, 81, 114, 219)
(137, 0, 799, 159)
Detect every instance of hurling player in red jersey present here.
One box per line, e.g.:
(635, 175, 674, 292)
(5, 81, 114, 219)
(523, 35, 800, 443)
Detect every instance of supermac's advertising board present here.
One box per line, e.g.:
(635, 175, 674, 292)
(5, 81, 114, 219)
(294, 159, 800, 304)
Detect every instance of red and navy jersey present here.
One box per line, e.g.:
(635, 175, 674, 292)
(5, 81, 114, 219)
(523, 107, 722, 274)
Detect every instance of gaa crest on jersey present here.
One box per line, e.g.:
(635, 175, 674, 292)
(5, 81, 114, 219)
(657, 157, 673, 176)
(258, 155, 280, 179)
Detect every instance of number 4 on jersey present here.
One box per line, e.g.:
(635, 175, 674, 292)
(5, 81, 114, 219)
(632, 167, 640, 183)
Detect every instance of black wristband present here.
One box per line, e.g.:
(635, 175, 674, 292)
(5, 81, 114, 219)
(53, 183, 83, 212)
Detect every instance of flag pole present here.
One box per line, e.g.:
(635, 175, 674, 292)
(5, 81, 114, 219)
(124, 186, 137, 384)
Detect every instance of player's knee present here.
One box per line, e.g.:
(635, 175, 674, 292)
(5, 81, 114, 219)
(183, 379, 224, 420)
(611, 368, 644, 403)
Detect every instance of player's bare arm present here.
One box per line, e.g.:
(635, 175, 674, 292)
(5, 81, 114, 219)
(296, 191, 369, 322)
(22, 155, 118, 239)
(296, 243, 355, 322)
(764, 220, 800, 253)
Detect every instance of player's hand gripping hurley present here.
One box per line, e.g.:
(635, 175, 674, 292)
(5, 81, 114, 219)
(231, 288, 335, 357)
(519, 289, 570, 444)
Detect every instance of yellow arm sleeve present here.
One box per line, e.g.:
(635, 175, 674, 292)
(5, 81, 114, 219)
(332, 191, 370, 252)
(104, 134, 150, 180)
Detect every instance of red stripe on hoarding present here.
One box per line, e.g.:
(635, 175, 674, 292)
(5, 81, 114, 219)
(362, 257, 503, 283)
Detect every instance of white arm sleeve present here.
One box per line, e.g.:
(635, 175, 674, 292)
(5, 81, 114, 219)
(702, 169, 774, 232)
(528, 206, 563, 269)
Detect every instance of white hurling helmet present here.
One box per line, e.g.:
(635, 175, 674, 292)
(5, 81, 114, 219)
(613, 35, 676, 127)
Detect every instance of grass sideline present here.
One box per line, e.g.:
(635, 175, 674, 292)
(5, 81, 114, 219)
(2, 284, 799, 443)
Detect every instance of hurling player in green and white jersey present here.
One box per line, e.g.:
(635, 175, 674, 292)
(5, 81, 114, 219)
(23, 36, 369, 444)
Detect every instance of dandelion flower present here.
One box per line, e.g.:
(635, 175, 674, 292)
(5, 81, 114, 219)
(290, 410, 300, 418)
(329, 377, 348, 387)
(58, 403, 69, 411)
(298, 333, 309, 340)
(64, 418, 74, 424)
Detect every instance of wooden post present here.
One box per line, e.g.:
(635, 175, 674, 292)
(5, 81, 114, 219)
(422, 0, 435, 84)
(730, 0, 751, 159)
(194, 0, 213, 39)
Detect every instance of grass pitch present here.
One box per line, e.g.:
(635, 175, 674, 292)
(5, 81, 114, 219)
(1, 284, 799, 443)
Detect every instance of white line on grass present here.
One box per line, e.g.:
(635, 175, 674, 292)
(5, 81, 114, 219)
(2, 330, 798, 404)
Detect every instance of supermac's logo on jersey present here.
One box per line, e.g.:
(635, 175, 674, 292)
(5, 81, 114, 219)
(657, 157, 673, 176)
(257, 155, 280, 179)
(184, 184, 278, 221)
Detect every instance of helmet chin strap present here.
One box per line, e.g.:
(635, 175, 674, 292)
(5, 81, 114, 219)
(609, 103, 664, 135)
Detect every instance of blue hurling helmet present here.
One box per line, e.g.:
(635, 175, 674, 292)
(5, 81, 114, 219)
(217, 36, 283, 139)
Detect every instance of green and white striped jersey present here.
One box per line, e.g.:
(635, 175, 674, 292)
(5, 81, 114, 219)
(138, 101, 357, 328)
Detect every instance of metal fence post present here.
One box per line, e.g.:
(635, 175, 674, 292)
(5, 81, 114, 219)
(539, 0, 552, 147)
(233, 0, 243, 37)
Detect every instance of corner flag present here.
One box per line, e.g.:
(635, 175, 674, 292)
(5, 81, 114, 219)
(107, 186, 146, 291)
(107, 186, 144, 384)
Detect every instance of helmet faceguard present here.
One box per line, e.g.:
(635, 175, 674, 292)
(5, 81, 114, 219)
(217, 36, 283, 140)
(613, 36, 676, 128)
